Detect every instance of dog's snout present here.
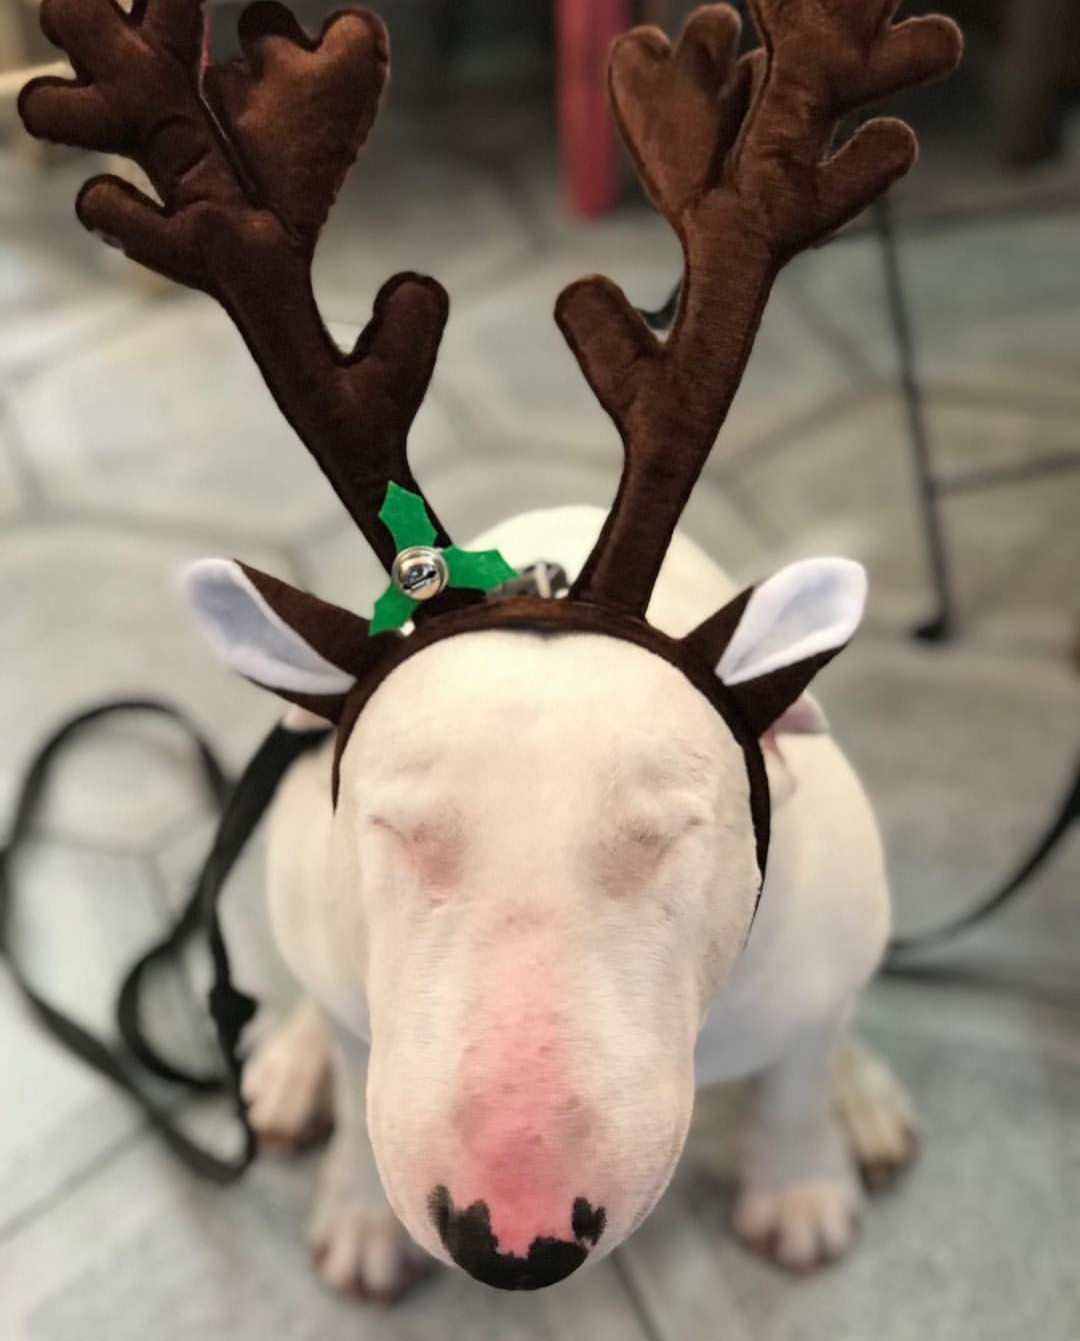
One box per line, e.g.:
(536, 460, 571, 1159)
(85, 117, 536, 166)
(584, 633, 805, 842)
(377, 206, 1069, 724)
(428, 1186, 605, 1291)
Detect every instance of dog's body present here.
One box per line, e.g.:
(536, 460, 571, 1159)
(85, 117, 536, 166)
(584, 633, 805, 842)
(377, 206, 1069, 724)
(18, 0, 960, 1306)
(244, 508, 916, 1298)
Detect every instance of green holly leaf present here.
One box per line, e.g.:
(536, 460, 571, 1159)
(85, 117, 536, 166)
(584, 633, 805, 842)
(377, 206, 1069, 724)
(370, 584, 417, 636)
(368, 484, 519, 638)
(379, 482, 437, 551)
(445, 547, 518, 591)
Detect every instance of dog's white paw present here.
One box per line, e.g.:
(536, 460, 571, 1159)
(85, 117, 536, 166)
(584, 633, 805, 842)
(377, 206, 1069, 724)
(832, 1039, 918, 1189)
(733, 1173, 862, 1273)
(242, 1002, 333, 1153)
(308, 1143, 432, 1303)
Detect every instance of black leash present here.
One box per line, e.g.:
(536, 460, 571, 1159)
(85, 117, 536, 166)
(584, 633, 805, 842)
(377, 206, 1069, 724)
(886, 755, 1080, 963)
(0, 701, 330, 1184)
(881, 755, 1080, 1005)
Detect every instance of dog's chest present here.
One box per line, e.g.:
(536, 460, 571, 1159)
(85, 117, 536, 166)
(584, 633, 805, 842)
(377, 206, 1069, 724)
(694, 736, 890, 1087)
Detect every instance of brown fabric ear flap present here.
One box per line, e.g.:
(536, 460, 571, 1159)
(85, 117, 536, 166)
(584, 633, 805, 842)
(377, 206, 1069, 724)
(681, 586, 753, 666)
(723, 651, 838, 741)
(683, 584, 847, 739)
(237, 563, 394, 722)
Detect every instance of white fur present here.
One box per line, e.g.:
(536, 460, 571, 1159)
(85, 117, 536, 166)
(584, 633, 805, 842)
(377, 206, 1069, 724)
(772, 693, 829, 736)
(716, 557, 867, 686)
(195, 507, 909, 1296)
(240, 997, 333, 1150)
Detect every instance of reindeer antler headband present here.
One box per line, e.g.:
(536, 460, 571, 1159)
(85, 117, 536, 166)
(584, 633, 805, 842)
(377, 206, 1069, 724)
(20, 0, 962, 875)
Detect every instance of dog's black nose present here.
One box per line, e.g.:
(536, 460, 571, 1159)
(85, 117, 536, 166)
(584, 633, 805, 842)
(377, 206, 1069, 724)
(428, 1187, 606, 1291)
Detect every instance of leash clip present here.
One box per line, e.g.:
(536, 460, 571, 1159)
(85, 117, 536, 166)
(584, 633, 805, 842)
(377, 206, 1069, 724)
(488, 561, 570, 602)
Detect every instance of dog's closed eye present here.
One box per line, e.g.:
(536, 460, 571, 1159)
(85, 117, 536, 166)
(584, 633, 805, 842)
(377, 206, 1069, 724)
(369, 813, 465, 900)
(593, 812, 705, 897)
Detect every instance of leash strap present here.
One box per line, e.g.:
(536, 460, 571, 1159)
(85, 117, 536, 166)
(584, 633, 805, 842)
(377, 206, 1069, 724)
(885, 753, 1080, 967)
(0, 701, 330, 1184)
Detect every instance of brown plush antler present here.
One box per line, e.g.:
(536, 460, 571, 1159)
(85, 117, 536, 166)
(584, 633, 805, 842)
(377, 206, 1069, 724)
(19, 0, 452, 576)
(557, 0, 962, 616)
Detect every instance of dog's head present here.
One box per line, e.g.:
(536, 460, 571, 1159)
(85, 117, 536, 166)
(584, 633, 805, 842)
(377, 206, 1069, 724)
(187, 552, 865, 1284)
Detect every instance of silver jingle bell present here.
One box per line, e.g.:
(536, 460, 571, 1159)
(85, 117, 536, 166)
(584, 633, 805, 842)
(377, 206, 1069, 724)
(391, 545, 449, 602)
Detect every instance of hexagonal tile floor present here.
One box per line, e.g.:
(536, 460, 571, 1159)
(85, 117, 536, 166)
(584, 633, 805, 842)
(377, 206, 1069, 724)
(2, 97, 1079, 1341)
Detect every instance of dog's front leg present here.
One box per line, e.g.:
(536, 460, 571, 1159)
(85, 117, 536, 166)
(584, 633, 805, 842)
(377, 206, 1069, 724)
(242, 997, 334, 1152)
(309, 1019, 432, 1303)
(733, 1013, 862, 1273)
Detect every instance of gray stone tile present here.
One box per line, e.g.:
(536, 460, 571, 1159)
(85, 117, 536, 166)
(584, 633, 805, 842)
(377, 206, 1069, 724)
(433, 221, 860, 460)
(0, 151, 146, 385)
(0, 411, 27, 519)
(9, 296, 466, 545)
(0, 523, 284, 845)
(616, 1163, 756, 1341)
(858, 977, 1080, 1086)
(0, 989, 145, 1241)
(0, 252, 141, 389)
(820, 637, 1080, 953)
(658, 477, 773, 587)
(500, 141, 681, 265)
(312, 143, 535, 323)
(410, 222, 677, 455)
(785, 211, 1080, 392)
(656, 1018, 1080, 1341)
(6, 712, 226, 857)
(290, 512, 387, 618)
(722, 393, 935, 631)
(1, 1141, 649, 1341)
(732, 389, 1080, 654)
(0, 841, 204, 1232)
(497, 140, 568, 249)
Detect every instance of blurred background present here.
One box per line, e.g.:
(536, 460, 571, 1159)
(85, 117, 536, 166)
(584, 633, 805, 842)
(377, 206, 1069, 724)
(2, 2, 1079, 1339)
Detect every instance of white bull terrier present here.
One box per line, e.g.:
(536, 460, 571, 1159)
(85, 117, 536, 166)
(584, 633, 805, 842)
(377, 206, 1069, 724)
(206, 507, 917, 1299)
(19, 0, 958, 1304)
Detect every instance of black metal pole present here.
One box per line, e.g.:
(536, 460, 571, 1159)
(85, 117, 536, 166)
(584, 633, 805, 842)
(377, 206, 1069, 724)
(873, 193, 956, 642)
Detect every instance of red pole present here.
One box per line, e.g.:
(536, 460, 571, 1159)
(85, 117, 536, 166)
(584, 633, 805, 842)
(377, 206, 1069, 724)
(556, 0, 629, 218)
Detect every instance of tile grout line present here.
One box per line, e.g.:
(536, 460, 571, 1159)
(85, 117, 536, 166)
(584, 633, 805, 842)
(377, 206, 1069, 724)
(783, 260, 885, 386)
(0, 396, 46, 516)
(0, 1124, 149, 1246)
(14, 504, 312, 556)
(146, 800, 225, 867)
(137, 851, 223, 1064)
(1, 290, 165, 394)
(716, 474, 788, 552)
(608, 1248, 669, 1341)
(713, 383, 884, 482)
(931, 378, 1080, 418)
(6, 827, 166, 865)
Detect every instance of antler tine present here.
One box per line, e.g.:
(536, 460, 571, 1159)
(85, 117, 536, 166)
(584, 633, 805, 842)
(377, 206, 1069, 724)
(558, 1, 962, 616)
(19, 0, 454, 576)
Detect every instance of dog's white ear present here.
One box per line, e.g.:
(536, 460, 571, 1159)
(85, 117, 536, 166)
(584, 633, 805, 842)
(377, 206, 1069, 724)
(185, 559, 363, 711)
(711, 558, 866, 737)
(717, 558, 866, 686)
